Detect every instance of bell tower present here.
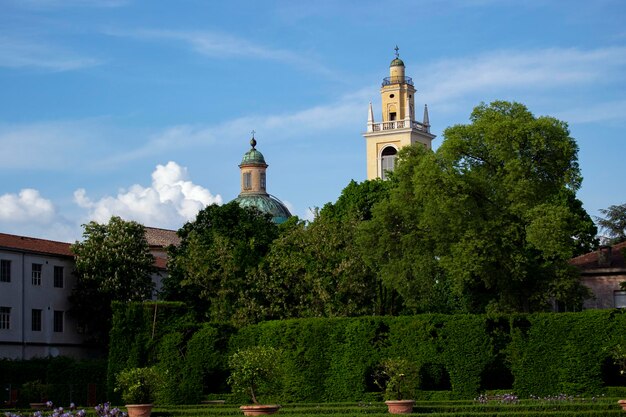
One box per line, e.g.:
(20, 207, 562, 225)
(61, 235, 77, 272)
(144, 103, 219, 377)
(363, 47, 436, 180)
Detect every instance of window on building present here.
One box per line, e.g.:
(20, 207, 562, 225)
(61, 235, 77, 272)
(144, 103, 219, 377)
(32, 264, 42, 286)
(53, 311, 63, 332)
(32, 309, 42, 331)
(389, 112, 397, 121)
(260, 173, 266, 190)
(615, 291, 626, 309)
(53, 266, 64, 288)
(380, 146, 398, 180)
(243, 172, 252, 190)
(0, 307, 10, 330)
(0, 260, 10, 283)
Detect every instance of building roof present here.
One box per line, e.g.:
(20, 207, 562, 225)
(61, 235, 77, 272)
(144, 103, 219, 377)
(570, 241, 626, 271)
(240, 137, 267, 166)
(390, 57, 405, 67)
(144, 226, 181, 248)
(0, 232, 73, 258)
(234, 194, 292, 224)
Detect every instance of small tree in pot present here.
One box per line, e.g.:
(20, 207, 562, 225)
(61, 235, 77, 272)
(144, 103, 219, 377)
(228, 346, 283, 416)
(373, 358, 419, 414)
(115, 367, 161, 417)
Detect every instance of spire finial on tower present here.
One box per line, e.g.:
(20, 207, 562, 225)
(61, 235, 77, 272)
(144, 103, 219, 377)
(250, 130, 257, 149)
(423, 104, 430, 132)
(394, 45, 400, 58)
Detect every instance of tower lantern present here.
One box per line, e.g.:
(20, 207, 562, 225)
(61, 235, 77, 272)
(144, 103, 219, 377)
(233, 133, 292, 224)
(362, 47, 436, 180)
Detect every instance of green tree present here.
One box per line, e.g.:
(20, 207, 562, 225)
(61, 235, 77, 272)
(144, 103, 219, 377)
(70, 216, 156, 344)
(362, 101, 595, 313)
(358, 145, 457, 314)
(595, 203, 626, 244)
(243, 179, 393, 322)
(162, 202, 278, 324)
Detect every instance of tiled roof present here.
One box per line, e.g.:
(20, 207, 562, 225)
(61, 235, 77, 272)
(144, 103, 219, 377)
(144, 227, 181, 248)
(0, 232, 73, 258)
(570, 241, 626, 270)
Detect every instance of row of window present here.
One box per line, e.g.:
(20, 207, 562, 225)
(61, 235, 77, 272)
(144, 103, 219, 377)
(0, 307, 64, 332)
(0, 260, 64, 288)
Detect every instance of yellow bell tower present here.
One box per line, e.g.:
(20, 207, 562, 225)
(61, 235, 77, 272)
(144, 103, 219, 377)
(363, 46, 436, 180)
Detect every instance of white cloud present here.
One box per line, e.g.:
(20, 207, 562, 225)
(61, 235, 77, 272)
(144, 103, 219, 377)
(0, 189, 56, 223)
(0, 36, 100, 71)
(74, 161, 222, 229)
(106, 28, 332, 76)
(417, 47, 626, 106)
(101, 89, 372, 165)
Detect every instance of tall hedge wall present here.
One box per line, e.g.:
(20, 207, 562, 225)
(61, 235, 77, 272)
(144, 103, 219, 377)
(106, 301, 196, 400)
(107, 307, 626, 403)
(0, 357, 107, 406)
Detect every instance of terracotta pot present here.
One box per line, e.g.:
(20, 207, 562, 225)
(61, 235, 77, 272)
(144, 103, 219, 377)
(618, 400, 626, 411)
(385, 400, 415, 414)
(125, 404, 153, 417)
(239, 404, 281, 416)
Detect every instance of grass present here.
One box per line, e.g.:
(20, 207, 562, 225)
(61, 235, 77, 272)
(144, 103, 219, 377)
(3, 398, 625, 417)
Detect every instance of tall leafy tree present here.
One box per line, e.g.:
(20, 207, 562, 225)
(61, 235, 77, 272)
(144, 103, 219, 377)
(595, 203, 626, 244)
(70, 216, 156, 344)
(162, 202, 278, 324)
(361, 101, 595, 313)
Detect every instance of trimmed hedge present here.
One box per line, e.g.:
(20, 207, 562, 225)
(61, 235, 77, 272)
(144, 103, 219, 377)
(107, 307, 626, 403)
(0, 357, 107, 406)
(106, 301, 196, 401)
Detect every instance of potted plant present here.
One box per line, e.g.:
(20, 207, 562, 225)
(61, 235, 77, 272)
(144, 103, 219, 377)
(373, 358, 419, 414)
(115, 367, 161, 417)
(20, 380, 49, 409)
(227, 346, 283, 416)
(612, 344, 626, 411)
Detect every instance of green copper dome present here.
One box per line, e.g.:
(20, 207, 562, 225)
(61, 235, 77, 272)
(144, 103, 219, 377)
(240, 137, 266, 165)
(390, 57, 405, 67)
(234, 194, 292, 224)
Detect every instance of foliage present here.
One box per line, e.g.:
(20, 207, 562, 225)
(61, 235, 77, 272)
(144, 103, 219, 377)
(0, 357, 107, 407)
(106, 301, 194, 401)
(360, 101, 595, 313)
(70, 216, 156, 344)
(595, 203, 626, 244)
(507, 310, 620, 396)
(20, 380, 49, 403)
(611, 343, 626, 376)
(115, 367, 161, 404)
(162, 202, 278, 324)
(373, 358, 419, 400)
(227, 346, 283, 404)
(228, 311, 625, 402)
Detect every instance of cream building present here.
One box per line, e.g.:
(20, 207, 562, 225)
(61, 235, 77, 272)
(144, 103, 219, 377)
(0, 228, 177, 360)
(363, 47, 436, 180)
(0, 233, 82, 359)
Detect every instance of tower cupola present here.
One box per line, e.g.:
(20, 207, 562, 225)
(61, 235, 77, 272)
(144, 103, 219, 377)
(234, 133, 292, 224)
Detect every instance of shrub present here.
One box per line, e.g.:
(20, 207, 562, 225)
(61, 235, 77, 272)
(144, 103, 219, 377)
(372, 358, 419, 400)
(227, 346, 283, 404)
(115, 367, 161, 404)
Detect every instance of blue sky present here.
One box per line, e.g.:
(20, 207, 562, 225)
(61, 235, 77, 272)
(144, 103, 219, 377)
(0, 0, 625, 242)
